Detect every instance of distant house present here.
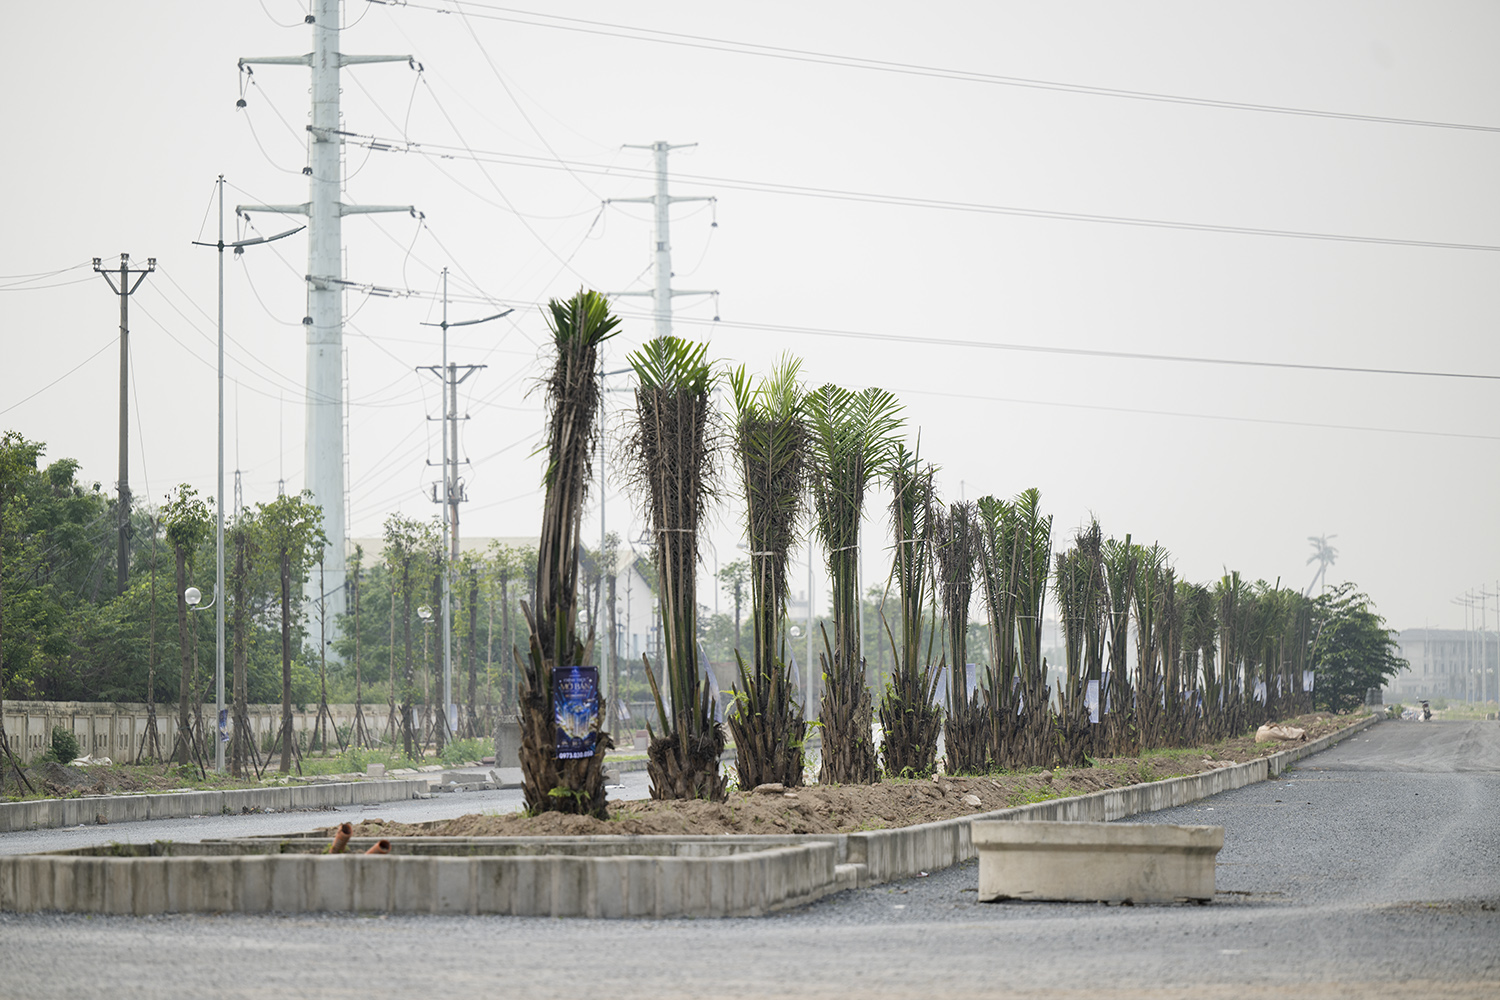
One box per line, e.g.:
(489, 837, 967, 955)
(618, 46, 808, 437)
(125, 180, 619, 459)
(1387, 628, 1498, 702)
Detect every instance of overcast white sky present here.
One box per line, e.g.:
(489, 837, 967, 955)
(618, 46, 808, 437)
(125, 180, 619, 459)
(2, 1, 1497, 634)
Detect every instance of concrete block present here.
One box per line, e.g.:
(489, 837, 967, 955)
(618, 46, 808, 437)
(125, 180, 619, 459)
(304, 856, 351, 912)
(351, 855, 393, 913)
(973, 820, 1223, 904)
(473, 857, 511, 915)
(109, 796, 149, 824)
(432, 857, 475, 915)
(494, 717, 521, 768)
(623, 856, 657, 918)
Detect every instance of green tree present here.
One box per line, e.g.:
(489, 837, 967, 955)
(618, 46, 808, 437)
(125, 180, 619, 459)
(1311, 582, 1405, 713)
(257, 491, 325, 773)
(227, 509, 261, 775)
(0, 432, 44, 792)
(716, 558, 749, 653)
(161, 484, 212, 765)
(383, 513, 433, 757)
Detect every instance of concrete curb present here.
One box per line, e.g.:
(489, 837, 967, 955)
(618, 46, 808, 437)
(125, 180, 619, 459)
(847, 713, 1379, 883)
(0, 716, 1376, 918)
(0, 843, 838, 918)
(0, 778, 431, 834)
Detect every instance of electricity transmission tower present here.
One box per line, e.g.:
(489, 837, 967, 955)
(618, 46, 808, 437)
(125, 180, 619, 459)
(93, 253, 155, 596)
(605, 141, 718, 338)
(417, 268, 506, 736)
(236, 0, 413, 631)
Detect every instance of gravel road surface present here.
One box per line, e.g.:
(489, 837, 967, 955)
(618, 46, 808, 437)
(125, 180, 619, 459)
(1, 718, 1495, 999)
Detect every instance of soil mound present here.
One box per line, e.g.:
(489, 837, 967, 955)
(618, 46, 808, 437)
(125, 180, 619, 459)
(337, 712, 1358, 841)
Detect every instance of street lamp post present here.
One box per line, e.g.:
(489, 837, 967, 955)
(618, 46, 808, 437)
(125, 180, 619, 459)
(193, 176, 302, 771)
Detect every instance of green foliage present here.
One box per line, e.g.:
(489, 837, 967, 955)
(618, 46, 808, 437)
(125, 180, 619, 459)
(877, 442, 943, 778)
(439, 736, 490, 767)
(806, 384, 904, 785)
(726, 356, 808, 789)
(44, 725, 80, 764)
(161, 485, 212, 558)
(1311, 582, 1406, 713)
(626, 335, 725, 801)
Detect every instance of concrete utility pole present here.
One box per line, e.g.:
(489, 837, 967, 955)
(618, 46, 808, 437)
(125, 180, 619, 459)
(606, 141, 717, 339)
(237, 0, 413, 633)
(418, 268, 504, 733)
(93, 253, 155, 596)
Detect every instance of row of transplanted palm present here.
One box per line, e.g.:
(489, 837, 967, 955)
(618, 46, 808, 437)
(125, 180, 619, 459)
(517, 292, 1374, 815)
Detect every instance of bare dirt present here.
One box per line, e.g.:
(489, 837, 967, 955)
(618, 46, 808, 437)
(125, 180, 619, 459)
(10, 761, 259, 800)
(338, 711, 1362, 840)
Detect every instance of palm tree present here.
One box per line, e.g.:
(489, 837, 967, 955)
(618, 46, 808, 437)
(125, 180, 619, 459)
(1305, 534, 1338, 597)
(725, 356, 809, 789)
(1130, 543, 1168, 749)
(975, 492, 1052, 768)
(975, 495, 1018, 766)
(1178, 580, 1216, 742)
(1008, 489, 1053, 767)
(1214, 570, 1248, 737)
(1101, 535, 1137, 756)
(936, 501, 987, 774)
(1053, 521, 1106, 763)
(876, 444, 943, 777)
(519, 289, 619, 817)
(806, 385, 904, 785)
(626, 335, 725, 801)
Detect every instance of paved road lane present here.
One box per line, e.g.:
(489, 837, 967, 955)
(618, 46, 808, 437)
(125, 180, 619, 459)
(0, 771, 653, 856)
(1, 719, 1495, 1000)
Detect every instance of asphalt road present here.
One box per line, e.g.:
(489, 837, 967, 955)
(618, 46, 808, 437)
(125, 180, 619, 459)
(0, 718, 1495, 1000)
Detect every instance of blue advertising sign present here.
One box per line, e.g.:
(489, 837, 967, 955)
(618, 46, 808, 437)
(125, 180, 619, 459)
(553, 665, 601, 760)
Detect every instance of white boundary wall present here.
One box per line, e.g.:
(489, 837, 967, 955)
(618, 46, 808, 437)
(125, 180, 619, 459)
(2, 701, 410, 764)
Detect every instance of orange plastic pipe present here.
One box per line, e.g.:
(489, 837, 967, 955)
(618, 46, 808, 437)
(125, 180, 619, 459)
(364, 839, 392, 855)
(328, 822, 353, 854)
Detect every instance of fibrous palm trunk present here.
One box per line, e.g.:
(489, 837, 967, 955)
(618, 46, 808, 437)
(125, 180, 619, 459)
(726, 361, 807, 790)
(877, 448, 942, 778)
(629, 336, 725, 801)
(519, 291, 618, 816)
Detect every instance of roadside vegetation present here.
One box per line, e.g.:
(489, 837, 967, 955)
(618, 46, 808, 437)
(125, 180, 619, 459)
(2, 319, 1408, 805)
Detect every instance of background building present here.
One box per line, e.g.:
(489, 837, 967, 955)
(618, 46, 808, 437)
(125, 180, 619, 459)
(1387, 628, 1498, 702)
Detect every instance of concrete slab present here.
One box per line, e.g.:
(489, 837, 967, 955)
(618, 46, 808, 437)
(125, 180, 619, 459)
(973, 820, 1223, 903)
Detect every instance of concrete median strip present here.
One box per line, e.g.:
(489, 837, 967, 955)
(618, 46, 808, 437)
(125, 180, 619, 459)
(0, 715, 1377, 918)
(0, 778, 432, 834)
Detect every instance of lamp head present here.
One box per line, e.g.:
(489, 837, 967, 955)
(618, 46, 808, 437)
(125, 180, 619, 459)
(184, 586, 202, 607)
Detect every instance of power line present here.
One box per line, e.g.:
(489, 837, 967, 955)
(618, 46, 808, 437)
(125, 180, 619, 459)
(658, 311, 1500, 383)
(339, 130, 1500, 254)
(389, 0, 1500, 134)
(0, 337, 115, 415)
(889, 384, 1500, 444)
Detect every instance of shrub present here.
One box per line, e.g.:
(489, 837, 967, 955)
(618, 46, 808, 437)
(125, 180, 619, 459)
(46, 726, 81, 765)
(439, 737, 491, 767)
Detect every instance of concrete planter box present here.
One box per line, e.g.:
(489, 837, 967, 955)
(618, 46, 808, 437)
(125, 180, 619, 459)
(1, 716, 1373, 918)
(973, 820, 1223, 904)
